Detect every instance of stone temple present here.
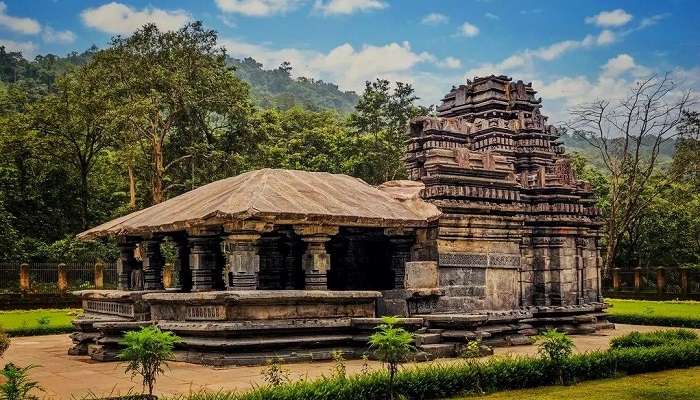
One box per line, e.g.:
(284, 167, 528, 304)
(72, 75, 610, 365)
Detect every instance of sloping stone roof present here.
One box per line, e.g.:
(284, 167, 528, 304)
(78, 169, 441, 239)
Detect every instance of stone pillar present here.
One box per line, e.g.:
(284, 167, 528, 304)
(19, 263, 29, 292)
(532, 237, 550, 305)
(142, 237, 165, 290)
(656, 267, 666, 295)
(386, 228, 415, 290)
(574, 238, 586, 305)
(680, 266, 690, 296)
(633, 267, 642, 293)
(163, 263, 173, 288)
(94, 262, 104, 289)
(223, 233, 261, 290)
(281, 229, 301, 289)
(57, 263, 68, 292)
(612, 267, 621, 291)
(222, 221, 273, 290)
(295, 225, 339, 290)
(117, 237, 139, 290)
(172, 234, 191, 291)
(259, 234, 285, 289)
(188, 235, 216, 292)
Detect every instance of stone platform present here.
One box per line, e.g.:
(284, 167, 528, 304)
(71, 289, 612, 365)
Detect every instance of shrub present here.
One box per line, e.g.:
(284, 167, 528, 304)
(331, 350, 347, 380)
(460, 340, 481, 359)
(0, 329, 10, 357)
(0, 363, 42, 400)
(261, 358, 291, 387)
(368, 316, 414, 400)
(533, 329, 574, 385)
(119, 326, 182, 397)
(610, 329, 698, 349)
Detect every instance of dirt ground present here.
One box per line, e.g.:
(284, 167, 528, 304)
(3, 324, 687, 399)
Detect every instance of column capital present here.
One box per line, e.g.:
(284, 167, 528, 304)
(187, 225, 223, 237)
(223, 220, 274, 234)
(384, 227, 415, 237)
(294, 225, 339, 238)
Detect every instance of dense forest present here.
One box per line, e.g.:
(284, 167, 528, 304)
(0, 21, 697, 272)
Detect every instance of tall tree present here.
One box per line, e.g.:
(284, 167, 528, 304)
(568, 74, 694, 272)
(93, 22, 251, 205)
(31, 63, 112, 229)
(349, 79, 425, 184)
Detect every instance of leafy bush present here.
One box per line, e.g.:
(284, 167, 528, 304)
(0, 363, 42, 400)
(261, 358, 291, 387)
(119, 326, 182, 397)
(460, 340, 481, 359)
(610, 329, 698, 349)
(534, 329, 574, 363)
(167, 340, 700, 400)
(0, 329, 10, 357)
(368, 316, 414, 400)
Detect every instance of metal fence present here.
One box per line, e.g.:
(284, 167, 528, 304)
(0, 261, 117, 294)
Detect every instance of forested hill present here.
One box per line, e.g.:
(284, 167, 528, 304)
(0, 46, 358, 113)
(228, 57, 359, 113)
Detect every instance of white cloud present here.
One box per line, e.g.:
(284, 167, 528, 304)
(215, 0, 303, 16)
(421, 12, 448, 25)
(437, 56, 461, 69)
(484, 12, 500, 20)
(0, 2, 41, 34)
(596, 29, 616, 45)
(81, 2, 191, 34)
(464, 31, 617, 79)
(313, 0, 387, 16)
(585, 9, 632, 27)
(42, 27, 76, 44)
(600, 53, 649, 78)
(457, 22, 479, 38)
(0, 38, 37, 57)
(220, 38, 441, 93)
(218, 15, 237, 28)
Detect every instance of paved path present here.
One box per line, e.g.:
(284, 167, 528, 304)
(2, 324, 686, 399)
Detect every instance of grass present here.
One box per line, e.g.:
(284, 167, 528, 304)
(0, 308, 81, 336)
(606, 298, 700, 328)
(461, 367, 700, 400)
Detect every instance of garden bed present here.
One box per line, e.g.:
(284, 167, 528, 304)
(605, 298, 700, 328)
(0, 308, 81, 336)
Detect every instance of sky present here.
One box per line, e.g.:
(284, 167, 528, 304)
(1, 0, 698, 122)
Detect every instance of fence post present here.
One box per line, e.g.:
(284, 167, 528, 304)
(94, 262, 104, 289)
(19, 263, 30, 292)
(656, 267, 666, 295)
(633, 267, 642, 292)
(612, 267, 621, 291)
(163, 263, 173, 288)
(57, 263, 68, 292)
(680, 266, 689, 296)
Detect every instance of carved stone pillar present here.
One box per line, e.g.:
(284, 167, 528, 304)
(142, 237, 165, 290)
(188, 232, 218, 292)
(259, 234, 285, 290)
(575, 237, 586, 305)
(532, 237, 550, 306)
(295, 226, 339, 290)
(172, 234, 191, 291)
(117, 237, 139, 290)
(547, 237, 565, 306)
(222, 221, 273, 290)
(386, 228, 415, 290)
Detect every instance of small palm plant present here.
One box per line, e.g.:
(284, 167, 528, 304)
(534, 328, 574, 385)
(118, 326, 182, 397)
(0, 363, 42, 400)
(368, 316, 414, 400)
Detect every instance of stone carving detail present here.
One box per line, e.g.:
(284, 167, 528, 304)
(186, 305, 227, 321)
(84, 300, 135, 318)
(439, 253, 488, 268)
(489, 254, 521, 268)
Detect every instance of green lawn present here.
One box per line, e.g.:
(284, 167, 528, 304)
(0, 308, 81, 336)
(606, 298, 700, 328)
(461, 367, 700, 400)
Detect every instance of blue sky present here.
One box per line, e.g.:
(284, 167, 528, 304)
(1, 0, 698, 121)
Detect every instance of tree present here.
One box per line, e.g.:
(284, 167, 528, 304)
(568, 74, 694, 273)
(31, 63, 113, 229)
(119, 326, 181, 397)
(368, 316, 414, 400)
(93, 22, 251, 205)
(349, 79, 426, 184)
